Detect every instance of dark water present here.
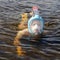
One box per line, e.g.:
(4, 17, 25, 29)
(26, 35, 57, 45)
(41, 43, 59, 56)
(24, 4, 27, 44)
(0, 0, 60, 60)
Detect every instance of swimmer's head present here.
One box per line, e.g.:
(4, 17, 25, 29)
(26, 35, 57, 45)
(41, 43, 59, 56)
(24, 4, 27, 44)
(28, 15, 44, 35)
(30, 20, 41, 35)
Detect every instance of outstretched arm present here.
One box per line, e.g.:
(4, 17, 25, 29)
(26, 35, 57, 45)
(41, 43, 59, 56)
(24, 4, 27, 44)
(18, 12, 33, 30)
(14, 31, 24, 46)
(13, 28, 29, 56)
(13, 28, 29, 46)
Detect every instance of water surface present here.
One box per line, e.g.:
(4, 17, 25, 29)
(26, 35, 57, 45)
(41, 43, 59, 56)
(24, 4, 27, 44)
(0, 0, 60, 60)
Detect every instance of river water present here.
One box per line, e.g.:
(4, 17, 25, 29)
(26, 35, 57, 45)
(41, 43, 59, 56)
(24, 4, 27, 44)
(0, 0, 60, 60)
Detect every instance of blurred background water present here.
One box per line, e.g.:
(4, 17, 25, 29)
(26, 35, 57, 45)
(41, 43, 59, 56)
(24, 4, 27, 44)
(0, 0, 60, 60)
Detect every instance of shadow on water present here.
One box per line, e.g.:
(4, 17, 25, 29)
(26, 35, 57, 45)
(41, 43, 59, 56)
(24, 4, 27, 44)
(0, 0, 60, 60)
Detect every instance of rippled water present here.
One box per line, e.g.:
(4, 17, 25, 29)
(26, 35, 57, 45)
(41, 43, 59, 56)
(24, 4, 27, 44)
(0, 0, 60, 60)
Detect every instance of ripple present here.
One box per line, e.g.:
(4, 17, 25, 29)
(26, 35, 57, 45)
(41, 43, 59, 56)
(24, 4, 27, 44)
(0, 0, 60, 60)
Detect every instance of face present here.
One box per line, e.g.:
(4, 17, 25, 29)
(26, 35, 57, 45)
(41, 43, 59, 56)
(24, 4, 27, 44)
(30, 20, 41, 35)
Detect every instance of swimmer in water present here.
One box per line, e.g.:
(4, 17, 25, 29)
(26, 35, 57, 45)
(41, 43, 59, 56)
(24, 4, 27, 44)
(13, 6, 48, 56)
